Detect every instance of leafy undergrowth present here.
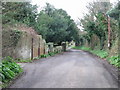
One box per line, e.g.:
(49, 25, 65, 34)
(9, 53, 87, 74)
(33, 51, 62, 60)
(73, 46, 120, 68)
(0, 56, 23, 88)
(14, 51, 62, 63)
(40, 51, 61, 57)
(15, 59, 32, 63)
(90, 50, 108, 58)
(107, 55, 120, 67)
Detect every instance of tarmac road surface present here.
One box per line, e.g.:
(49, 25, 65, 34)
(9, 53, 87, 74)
(10, 49, 118, 88)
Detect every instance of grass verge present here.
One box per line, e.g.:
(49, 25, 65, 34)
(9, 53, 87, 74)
(73, 46, 120, 68)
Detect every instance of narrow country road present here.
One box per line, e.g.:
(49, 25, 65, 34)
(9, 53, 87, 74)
(10, 49, 118, 88)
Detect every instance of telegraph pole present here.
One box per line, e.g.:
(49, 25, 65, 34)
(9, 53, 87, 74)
(107, 15, 111, 49)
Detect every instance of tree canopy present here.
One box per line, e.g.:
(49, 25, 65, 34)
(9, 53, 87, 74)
(2, 2, 38, 27)
(35, 3, 80, 45)
(107, 1, 120, 20)
(2, 2, 80, 45)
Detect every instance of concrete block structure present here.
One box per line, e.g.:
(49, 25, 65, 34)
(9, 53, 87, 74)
(2, 26, 68, 60)
(47, 43, 54, 53)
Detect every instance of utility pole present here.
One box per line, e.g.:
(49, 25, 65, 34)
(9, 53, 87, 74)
(107, 15, 111, 49)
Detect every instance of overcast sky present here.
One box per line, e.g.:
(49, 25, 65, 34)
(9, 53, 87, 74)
(31, 0, 118, 22)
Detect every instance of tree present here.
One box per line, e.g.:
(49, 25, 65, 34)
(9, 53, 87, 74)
(79, 1, 110, 49)
(2, 2, 38, 27)
(35, 3, 80, 45)
(2, 2, 80, 45)
(107, 1, 120, 20)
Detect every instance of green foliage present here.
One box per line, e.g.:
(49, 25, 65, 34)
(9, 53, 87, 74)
(2, 2, 80, 45)
(15, 58, 32, 63)
(40, 54, 49, 58)
(107, 55, 120, 67)
(35, 3, 80, 45)
(90, 50, 108, 58)
(107, 1, 120, 20)
(73, 46, 120, 67)
(36, 51, 61, 59)
(73, 46, 108, 58)
(2, 2, 38, 27)
(48, 52, 55, 56)
(1, 56, 23, 86)
(80, 12, 108, 49)
(54, 51, 60, 54)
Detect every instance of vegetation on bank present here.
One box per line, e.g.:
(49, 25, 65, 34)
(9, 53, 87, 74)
(73, 46, 120, 68)
(79, 1, 119, 49)
(33, 51, 62, 60)
(0, 57, 23, 88)
(15, 59, 33, 63)
(77, 1, 119, 68)
(14, 51, 62, 63)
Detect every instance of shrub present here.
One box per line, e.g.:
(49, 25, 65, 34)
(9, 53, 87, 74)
(0, 56, 23, 84)
(48, 52, 55, 56)
(40, 54, 48, 58)
(90, 50, 108, 58)
(108, 55, 120, 67)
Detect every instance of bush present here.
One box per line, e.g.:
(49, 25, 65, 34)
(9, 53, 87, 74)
(107, 55, 120, 67)
(0, 56, 23, 84)
(40, 54, 48, 58)
(90, 50, 108, 58)
(48, 52, 55, 56)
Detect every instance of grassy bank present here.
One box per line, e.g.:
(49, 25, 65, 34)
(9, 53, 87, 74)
(73, 46, 120, 68)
